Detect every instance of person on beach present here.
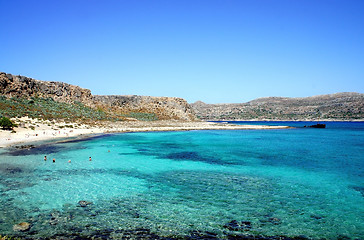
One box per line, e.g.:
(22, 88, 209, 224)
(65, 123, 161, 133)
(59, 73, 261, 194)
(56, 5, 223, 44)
(89, 157, 92, 161)
(44, 156, 47, 161)
(53, 158, 55, 163)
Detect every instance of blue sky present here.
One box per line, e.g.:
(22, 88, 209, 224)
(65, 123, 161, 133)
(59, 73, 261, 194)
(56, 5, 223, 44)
(1, 0, 363, 103)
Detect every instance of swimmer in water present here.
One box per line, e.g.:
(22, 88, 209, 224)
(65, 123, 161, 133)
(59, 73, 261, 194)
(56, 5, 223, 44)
(68, 160, 71, 163)
(44, 156, 47, 161)
(89, 157, 92, 161)
(53, 158, 55, 163)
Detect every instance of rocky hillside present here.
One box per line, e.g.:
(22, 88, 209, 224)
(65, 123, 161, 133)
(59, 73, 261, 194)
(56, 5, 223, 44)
(0, 73, 92, 105)
(0, 72, 196, 121)
(192, 93, 364, 121)
(94, 95, 196, 121)
(2, 72, 362, 122)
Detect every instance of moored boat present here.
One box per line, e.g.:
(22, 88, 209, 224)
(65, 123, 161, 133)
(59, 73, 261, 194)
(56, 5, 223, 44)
(309, 123, 326, 128)
(304, 123, 326, 128)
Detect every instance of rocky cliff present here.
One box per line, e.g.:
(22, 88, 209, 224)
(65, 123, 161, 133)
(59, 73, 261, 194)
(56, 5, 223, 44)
(0, 72, 197, 121)
(192, 93, 364, 121)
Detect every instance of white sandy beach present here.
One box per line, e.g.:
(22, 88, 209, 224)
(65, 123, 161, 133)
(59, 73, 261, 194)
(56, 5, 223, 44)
(0, 117, 290, 148)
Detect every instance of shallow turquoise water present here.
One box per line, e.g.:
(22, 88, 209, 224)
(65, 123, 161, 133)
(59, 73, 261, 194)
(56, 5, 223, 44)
(0, 122, 363, 239)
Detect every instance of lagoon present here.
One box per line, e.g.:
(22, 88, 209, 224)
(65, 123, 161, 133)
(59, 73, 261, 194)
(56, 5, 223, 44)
(1, 122, 363, 239)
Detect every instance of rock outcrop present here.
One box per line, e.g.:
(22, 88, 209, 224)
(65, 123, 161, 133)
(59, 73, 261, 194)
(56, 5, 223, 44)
(0, 72, 197, 121)
(192, 93, 364, 121)
(0, 72, 92, 105)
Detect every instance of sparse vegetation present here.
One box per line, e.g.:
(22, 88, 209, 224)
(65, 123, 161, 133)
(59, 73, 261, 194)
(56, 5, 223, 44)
(0, 96, 108, 121)
(119, 112, 158, 121)
(0, 95, 159, 122)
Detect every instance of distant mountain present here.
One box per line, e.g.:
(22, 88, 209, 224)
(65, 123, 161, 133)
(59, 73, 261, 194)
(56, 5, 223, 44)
(0, 72, 196, 121)
(191, 93, 364, 121)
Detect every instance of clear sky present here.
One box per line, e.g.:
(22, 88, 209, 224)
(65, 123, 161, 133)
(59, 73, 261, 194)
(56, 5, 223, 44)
(1, 0, 363, 103)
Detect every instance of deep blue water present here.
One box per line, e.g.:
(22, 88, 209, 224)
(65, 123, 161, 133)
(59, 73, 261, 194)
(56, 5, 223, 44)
(215, 120, 364, 129)
(0, 121, 363, 239)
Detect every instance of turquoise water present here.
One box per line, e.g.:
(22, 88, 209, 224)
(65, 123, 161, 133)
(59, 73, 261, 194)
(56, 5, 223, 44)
(0, 122, 363, 239)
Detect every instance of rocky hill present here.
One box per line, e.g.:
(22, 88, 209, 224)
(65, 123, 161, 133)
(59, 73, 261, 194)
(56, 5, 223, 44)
(191, 93, 364, 121)
(93, 95, 196, 121)
(0, 72, 196, 121)
(0, 73, 92, 105)
(2, 72, 362, 122)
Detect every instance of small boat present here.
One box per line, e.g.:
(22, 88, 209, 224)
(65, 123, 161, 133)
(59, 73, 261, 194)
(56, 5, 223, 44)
(303, 110, 326, 128)
(309, 123, 326, 128)
(304, 123, 326, 128)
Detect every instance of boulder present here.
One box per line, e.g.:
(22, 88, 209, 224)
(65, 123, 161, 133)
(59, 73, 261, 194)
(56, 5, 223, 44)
(78, 200, 93, 207)
(13, 222, 31, 232)
(223, 220, 252, 231)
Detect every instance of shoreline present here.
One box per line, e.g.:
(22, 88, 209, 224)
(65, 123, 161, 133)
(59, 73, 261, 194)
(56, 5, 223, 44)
(0, 118, 291, 148)
(206, 119, 364, 122)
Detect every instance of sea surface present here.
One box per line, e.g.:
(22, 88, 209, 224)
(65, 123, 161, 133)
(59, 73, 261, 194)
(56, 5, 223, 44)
(0, 121, 363, 239)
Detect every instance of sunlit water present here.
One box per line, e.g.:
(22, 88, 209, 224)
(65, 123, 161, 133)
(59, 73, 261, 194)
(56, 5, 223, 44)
(0, 122, 363, 239)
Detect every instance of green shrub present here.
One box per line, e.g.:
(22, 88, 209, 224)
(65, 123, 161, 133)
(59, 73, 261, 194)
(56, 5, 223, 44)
(120, 112, 158, 121)
(0, 117, 15, 130)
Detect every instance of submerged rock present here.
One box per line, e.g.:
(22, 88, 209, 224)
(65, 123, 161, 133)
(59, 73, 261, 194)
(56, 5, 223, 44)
(13, 221, 31, 232)
(118, 228, 162, 239)
(224, 220, 252, 231)
(225, 233, 310, 240)
(189, 230, 219, 239)
(49, 211, 61, 225)
(0, 164, 24, 175)
(14, 145, 35, 149)
(5, 167, 23, 174)
(268, 217, 281, 225)
(78, 200, 93, 207)
(351, 185, 364, 197)
(310, 215, 324, 220)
